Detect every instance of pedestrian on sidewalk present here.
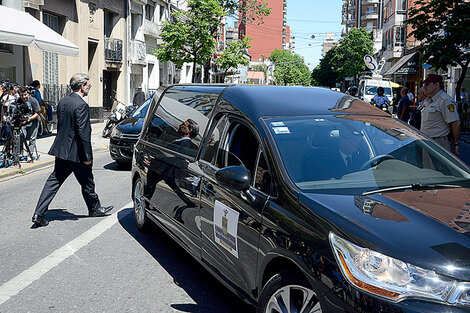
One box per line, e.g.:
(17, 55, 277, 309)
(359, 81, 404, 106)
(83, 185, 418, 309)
(421, 74, 460, 156)
(31, 80, 53, 122)
(17, 87, 40, 161)
(409, 86, 426, 129)
(32, 73, 113, 227)
(397, 87, 411, 122)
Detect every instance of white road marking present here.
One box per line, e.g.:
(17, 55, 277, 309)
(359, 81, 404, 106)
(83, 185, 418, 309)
(0, 201, 133, 306)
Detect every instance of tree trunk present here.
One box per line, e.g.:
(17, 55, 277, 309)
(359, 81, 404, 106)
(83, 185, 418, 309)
(455, 59, 469, 103)
(192, 58, 197, 83)
(203, 62, 211, 83)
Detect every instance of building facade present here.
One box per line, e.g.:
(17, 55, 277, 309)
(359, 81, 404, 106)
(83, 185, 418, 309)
(322, 32, 337, 57)
(0, 0, 191, 119)
(127, 0, 191, 104)
(239, 0, 288, 62)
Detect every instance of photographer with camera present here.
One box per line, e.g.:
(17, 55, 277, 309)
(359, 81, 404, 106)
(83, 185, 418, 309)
(1, 82, 18, 140)
(16, 86, 40, 161)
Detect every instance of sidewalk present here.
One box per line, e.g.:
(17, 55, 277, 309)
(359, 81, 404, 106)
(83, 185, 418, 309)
(0, 121, 110, 180)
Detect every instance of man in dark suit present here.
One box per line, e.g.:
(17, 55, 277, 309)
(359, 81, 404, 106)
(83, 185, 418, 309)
(32, 73, 113, 227)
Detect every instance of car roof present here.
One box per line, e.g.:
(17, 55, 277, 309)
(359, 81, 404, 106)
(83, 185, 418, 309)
(165, 84, 388, 122)
(220, 85, 389, 120)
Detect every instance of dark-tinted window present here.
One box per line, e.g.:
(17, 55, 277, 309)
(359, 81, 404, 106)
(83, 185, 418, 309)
(215, 123, 259, 176)
(202, 115, 227, 163)
(143, 88, 218, 157)
(254, 151, 271, 195)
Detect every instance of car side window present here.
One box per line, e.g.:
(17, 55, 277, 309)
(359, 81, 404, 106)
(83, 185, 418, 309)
(143, 88, 218, 158)
(201, 115, 227, 163)
(215, 122, 259, 176)
(254, 151, 271, 195)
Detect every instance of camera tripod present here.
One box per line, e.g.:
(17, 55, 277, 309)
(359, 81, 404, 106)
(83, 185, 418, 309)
(1, 122, 34, 169)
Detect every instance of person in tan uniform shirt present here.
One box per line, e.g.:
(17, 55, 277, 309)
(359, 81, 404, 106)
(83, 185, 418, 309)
(421, 74, 460, 156)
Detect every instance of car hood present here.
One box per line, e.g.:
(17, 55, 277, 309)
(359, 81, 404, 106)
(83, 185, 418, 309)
(300, 189, 470, 280)
(116, 117, 143, 134)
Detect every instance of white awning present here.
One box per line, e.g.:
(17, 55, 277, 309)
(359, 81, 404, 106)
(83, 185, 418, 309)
(0, 5, 78, 56)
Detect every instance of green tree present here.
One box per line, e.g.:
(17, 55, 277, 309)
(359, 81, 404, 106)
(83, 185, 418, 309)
(221, 0, 271, 23)
(408, 0, 470, 101)
(269, 49, 311, 86)
(156, 0, 270, 83)
(216, 37, 252, 81)
(333, 28, 374, 81)
(155, 0, 225, 83)
(311, 47, 339, 87)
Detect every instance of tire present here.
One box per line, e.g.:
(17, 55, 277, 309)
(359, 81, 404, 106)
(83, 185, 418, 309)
(133, 178, 150, 231)
(46, 121, 53, 133)
(37, 120, 44, 136)
(102, 121, 113, 138)
(257, 270, 322, 313)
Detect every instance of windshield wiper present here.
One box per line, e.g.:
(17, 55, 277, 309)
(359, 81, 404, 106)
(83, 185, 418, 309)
(362, 183, 461, 196)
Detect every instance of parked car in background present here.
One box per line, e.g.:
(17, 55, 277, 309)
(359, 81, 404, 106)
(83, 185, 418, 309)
(132, 84, 470, 312)
(109, 91, 159, 164)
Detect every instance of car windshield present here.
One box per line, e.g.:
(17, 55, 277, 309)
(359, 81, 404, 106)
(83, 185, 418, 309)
(365, 86, 392, 96)
(264, 116, 470, 194)
(132, 97, 151, 118)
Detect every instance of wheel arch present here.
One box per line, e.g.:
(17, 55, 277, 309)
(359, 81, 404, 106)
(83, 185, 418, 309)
(131, 171, 141, 199)
(259, 255, 310, 298)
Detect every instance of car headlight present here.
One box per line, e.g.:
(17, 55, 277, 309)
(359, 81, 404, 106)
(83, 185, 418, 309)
(329, 233, 468, 305)
(111, 127, 123, 139)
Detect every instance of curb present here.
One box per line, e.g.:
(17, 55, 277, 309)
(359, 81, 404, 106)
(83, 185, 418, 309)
(0, 145, 109, 180)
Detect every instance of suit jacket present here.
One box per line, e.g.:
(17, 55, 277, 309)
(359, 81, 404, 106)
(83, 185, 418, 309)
(49, 93, 93, 163)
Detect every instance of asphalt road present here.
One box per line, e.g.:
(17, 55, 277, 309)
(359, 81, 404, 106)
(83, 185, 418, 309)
(0, 151, 254, 313)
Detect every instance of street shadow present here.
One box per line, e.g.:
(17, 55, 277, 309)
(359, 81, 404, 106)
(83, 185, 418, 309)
(46, 208, 88, 221)
(103, 161, 131, 171)
(37, 132, 56, 139)
(117, 209, 255, 313)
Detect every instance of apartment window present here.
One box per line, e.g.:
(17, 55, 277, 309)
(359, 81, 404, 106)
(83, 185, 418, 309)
(43, 12, 59, 86)
(367, 6, 374, 15)
(131, 13, 142, 39)
(0, 43, 13, 53)
(397, 0, 407, 11)
(145, 3, 155, 21)
(366, 21, 373, 32)
(159, 5, 166, 22)
(104, 10, 114, 38)
(394, 26, 405, 47)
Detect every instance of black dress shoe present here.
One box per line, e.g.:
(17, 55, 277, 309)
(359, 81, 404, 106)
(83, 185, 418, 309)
(89, 205, 114, 217)
(32, 214, 49, 227)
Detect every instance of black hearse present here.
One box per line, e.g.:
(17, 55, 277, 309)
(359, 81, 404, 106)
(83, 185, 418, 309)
(131, 85, 470, 312)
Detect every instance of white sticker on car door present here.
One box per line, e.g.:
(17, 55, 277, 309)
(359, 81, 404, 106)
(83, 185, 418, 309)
(213, 200, 239, 258)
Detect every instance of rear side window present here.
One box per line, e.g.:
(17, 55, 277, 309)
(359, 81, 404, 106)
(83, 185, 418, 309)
(142, 88, 219, 157)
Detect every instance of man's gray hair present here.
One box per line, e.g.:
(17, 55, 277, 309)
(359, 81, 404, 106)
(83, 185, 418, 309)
(70, 73, 90, 92)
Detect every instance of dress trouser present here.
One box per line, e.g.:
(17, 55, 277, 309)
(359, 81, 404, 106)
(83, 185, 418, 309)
(34, 157, 101, 217)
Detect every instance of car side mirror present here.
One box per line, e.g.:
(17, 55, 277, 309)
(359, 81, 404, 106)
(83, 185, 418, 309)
(215, 166, 251, 192)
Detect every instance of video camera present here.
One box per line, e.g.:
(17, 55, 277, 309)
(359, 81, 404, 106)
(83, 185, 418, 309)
(1, 80, 17, 93)
(11, 100, 31, 127)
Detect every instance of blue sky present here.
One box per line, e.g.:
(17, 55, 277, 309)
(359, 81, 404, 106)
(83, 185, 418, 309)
(286, 0, 344, 70)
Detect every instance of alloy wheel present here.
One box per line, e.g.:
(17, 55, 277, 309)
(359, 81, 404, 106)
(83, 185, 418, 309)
(265, 284, 322, 313)
(134, 179, 145, 226)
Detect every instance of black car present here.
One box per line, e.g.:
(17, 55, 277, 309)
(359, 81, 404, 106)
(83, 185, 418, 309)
(109, 93, 156, 164)
(131, 85, 470, 312)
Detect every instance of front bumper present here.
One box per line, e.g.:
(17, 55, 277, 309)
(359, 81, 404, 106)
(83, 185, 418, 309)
(109, 135, 138, 162)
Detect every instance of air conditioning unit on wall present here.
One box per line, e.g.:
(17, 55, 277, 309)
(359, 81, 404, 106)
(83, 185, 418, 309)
(23, 0, 44, 10)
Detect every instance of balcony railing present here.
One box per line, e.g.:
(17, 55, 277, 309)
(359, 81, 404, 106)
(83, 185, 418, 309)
(104, 37, 123, 63)
(362, 13, 378, 20)
(43, 84, 72, 105)
(130, 40, 146, 64)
